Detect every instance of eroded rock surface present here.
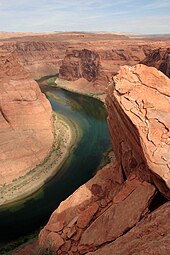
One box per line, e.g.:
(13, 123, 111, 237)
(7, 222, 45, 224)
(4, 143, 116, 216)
(106, 64, 170, 198)
(38, 162, 160, 254)
(0, 53, 53, 184)
(38, 63, 170, 255)
(39, 162, 124, 252)
(141, 47, 170, 77)
(87, 202, 170, 255)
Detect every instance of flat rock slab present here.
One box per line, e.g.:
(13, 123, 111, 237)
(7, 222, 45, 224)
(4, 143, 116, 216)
(78, 181, 156, 253)
(87, 202, 170, 255)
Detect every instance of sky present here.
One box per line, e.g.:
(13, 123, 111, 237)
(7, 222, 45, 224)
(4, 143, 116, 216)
(0, 0, 169, 34)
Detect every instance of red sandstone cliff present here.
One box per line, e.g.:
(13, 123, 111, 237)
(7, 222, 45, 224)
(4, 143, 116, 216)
(38, 65, 170, 254)
(58, 45, 155, 94)
(141, 47, 170, 77)
(0, 53, 53, 185)
(0, 41, 68, 79)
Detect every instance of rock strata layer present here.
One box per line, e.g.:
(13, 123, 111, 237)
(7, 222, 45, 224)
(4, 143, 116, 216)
(38, 63, 170, 255)
(106, 64, 170, 198)
(0, 53, 53, 185)
(141, 47, 170, 77)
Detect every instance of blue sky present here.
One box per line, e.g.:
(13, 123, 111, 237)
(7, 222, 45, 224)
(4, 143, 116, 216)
(0, 0, 169, 34)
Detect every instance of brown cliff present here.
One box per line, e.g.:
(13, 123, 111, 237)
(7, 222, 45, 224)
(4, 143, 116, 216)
(0, 53, 53, 185)
(0, 41, 68, 79)
(38, 65, 170, 254)
(141, 47, 170, 77)
(58, 49, 108, 93)
(106, 64, 170, 198)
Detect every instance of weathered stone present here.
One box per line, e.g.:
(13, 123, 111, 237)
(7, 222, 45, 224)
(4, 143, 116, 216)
(61, 240, 71, 252)
(67, 225, 77, 239)
(71, 228, 83, 241)
(77, 202, 99, 229)
(78, 181, 155, 253)
(46, 232, 64, 251)
(0, 54, 53, 185)
(46, 222, 64, 233)
(141, 47, 170, 77)
(87, 202, 170, 255)
(106, 64, 170, 198)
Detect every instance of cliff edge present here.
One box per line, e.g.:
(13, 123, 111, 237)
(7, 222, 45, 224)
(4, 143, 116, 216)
(38, 65, 170, 254)
(0, 53, 54, 185)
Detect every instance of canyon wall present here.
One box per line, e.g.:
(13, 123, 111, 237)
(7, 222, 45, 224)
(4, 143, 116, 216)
(0, 53, 53, 185)
(38, 65, 170, 254)
(106, 64, 170, 198)
(58, 45, 155, 93)
(0, 41, 68, 79)
(141, 47, 170, 78)
(0, 37, 162, 82)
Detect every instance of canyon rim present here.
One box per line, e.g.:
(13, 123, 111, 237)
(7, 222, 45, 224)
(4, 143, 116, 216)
(0, 0, 170, 254)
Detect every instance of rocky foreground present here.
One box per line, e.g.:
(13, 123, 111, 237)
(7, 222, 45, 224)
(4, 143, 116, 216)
(37, 65, 170, 255)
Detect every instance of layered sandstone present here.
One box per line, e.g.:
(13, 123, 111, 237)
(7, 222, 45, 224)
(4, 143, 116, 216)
(106, 64, 170, 198)
(0, 53, 53, 185)
(38, 64, 170, 255)
(141, 47, 170, 77)
(58, 49, 108, 93)
(39, 162, 170, 254)
(58, 45, 155, 94)
(0, 41, 68, 79)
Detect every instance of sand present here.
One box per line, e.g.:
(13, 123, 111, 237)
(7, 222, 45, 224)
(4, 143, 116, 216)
(54, 78, 106, 103)
(0, 113, 80, 207)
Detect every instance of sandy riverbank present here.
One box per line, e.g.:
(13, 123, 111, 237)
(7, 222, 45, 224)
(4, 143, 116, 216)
(54, 78, 106, 103)
(0, 113, 80, 207)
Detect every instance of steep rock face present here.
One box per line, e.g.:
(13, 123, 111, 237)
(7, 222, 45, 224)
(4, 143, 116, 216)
(0, 53, 53, 184)
(38, 64, 170, 255)
(59, 49, 101, 82)
(58, 46, 153, 94)
(106, 64, 170, 198)
(98, 45, 151, 79)
(59, 48, 108, 93)
(0, 41, 68, 79)
(141, 47, 170, 77)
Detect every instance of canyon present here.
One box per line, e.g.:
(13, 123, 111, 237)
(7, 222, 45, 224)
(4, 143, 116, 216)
(0, 32, 170, 254)
(0, 53, 53, 185)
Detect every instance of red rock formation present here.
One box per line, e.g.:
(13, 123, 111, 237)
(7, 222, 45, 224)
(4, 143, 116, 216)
(59, 49, 100, 82)
(0, 53, 53, 185)
(0, 41, 68, 79)
(38, 64, 170, 255)
(141, 47, 170, 77)
(58, 48, 108, 93)
(58, 46, 153, 94)
(87, 202, 170, 255)
(106, 64, 170, 198)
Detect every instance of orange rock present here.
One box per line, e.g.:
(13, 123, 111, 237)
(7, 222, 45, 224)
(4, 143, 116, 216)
(46, 232, 64, 251)
(78, 181, 155, 252)
(106, 64, 170, 198)
(0, 54, 53, 185)
(77, 202, 99, 229)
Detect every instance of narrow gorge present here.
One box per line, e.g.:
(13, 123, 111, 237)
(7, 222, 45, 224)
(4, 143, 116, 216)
(0, 33, 169, 255)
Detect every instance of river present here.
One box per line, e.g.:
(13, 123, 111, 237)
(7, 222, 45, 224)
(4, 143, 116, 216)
(0, 82, 111, 253)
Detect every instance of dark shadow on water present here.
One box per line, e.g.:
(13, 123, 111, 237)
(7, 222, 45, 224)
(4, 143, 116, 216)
(0, 85, 111, 253)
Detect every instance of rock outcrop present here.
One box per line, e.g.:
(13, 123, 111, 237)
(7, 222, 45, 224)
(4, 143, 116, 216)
(106, 64, 170, 198)
(58, 48, 108, 93)
(141, 47, 170, 77)
(0, 53, 53, 185)
(38, 64, 170, 255)
(58, 46, 153, 94)
(0, 41, 68, 79)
